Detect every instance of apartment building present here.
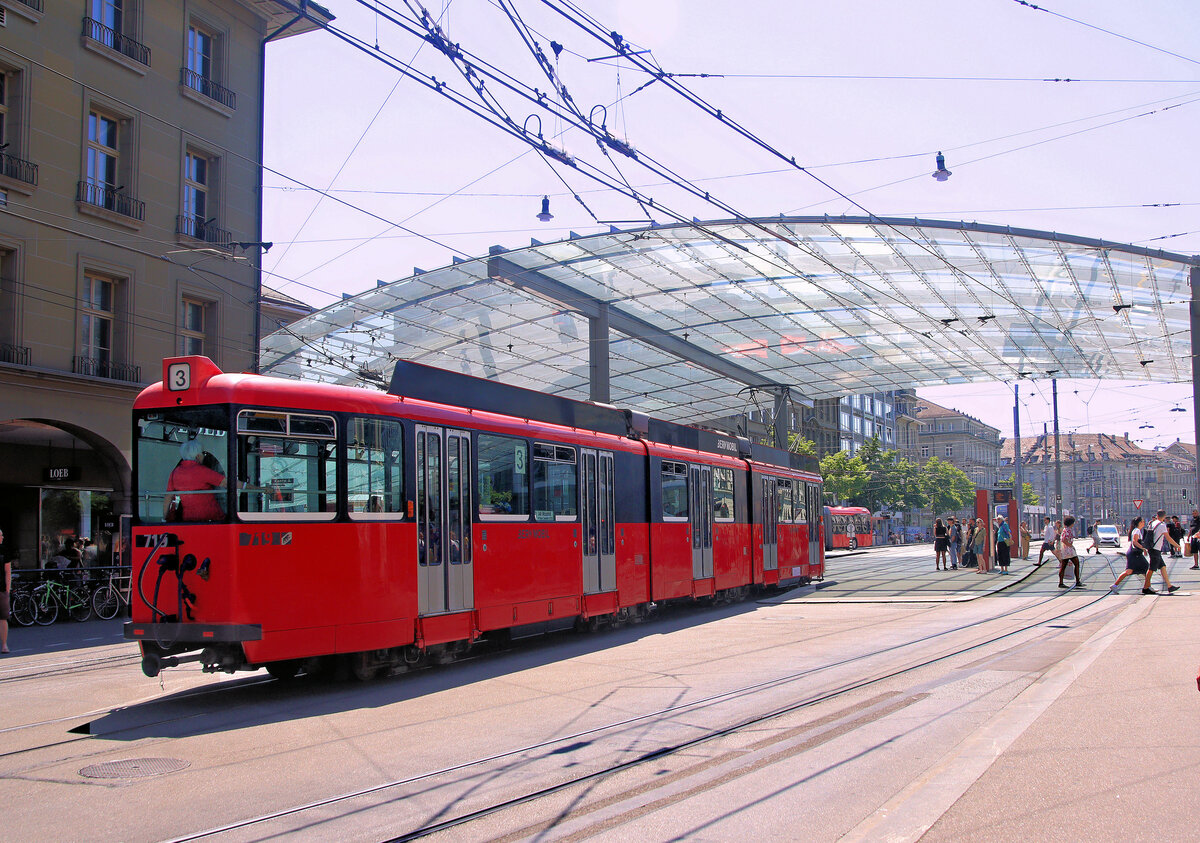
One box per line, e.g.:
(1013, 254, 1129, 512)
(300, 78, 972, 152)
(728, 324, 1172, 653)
(0, 0, 329, 568)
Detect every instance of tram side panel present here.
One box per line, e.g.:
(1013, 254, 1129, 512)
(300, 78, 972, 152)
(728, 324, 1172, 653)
(647, 454, 694, 600)
(613, 449, 652, 607)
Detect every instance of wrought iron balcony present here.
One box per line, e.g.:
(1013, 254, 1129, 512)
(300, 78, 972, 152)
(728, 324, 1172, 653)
(176, 214, 233, 248)
(179, 68, 237, 110)
(73, 355, 141, 383)
(82, 17, 151, 67)
(76, 181, 146, 221)
(0, 151, 38, 186)
(0, 344, 31, 366)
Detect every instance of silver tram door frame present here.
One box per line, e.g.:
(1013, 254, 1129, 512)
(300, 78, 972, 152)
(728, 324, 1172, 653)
(580, 449, 616, 594)
(805, 482, 823, 566)
(690, 464, 714, 580)
(762, 475, 779, 572)
(416, 425, 474, 615)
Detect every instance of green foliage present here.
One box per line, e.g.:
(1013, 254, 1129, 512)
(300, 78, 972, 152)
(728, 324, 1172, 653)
(919, 457, 976, 514)
(819, 449, 868, 504)
(1001, 473, 1040, 506)
(788, 432, 817, 457)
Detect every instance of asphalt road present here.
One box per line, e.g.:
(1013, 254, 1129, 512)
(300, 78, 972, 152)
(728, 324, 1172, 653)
(1, 542, 1196, 842)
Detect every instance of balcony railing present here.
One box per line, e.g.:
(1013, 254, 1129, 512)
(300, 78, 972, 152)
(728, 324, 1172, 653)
(76, 181, 145, 221)
(0, 344, 31, 366)
(180, 67, 237, 110)
(176, 214, 233, 248)
(0, 151, 39, 186)
(73, 355, 141, 383)
(82, 17, 151, 67)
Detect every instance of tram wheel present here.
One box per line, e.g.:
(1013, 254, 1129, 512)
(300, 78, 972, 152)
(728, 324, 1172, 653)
(265, 660, 301, 681)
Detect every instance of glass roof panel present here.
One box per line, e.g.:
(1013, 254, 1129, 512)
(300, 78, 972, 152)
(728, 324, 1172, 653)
(261, 217, 1194, 419)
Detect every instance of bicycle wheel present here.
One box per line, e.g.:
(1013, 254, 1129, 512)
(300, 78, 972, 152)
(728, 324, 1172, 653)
(92, 585, 120, 620)
(10, 592, 37, 627)
(33, 587, 59, 625)
(68, 587, 92, 622)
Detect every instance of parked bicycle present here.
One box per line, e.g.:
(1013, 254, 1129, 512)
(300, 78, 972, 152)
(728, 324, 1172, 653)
(9, 581, 38, 627)
(91, 569, 130, 621)
(32, 577, 92, 625)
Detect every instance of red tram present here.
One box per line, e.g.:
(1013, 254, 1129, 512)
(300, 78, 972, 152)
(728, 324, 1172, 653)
(126, 356, 824, 678)
(822, 505, 873, 550)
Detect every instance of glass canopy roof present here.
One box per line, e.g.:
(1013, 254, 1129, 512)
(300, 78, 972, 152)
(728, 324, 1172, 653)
(261, 217, 1195, 424)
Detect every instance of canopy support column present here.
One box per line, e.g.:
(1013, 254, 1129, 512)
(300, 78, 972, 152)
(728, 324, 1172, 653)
(589, 302, 610, 404)
(774, 387, 792, 452)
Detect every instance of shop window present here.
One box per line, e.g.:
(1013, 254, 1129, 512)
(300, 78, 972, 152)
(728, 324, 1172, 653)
(478, 433, 529, 518)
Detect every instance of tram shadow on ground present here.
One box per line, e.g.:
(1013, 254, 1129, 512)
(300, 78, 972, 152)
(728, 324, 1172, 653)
(80, 597, 769, 741)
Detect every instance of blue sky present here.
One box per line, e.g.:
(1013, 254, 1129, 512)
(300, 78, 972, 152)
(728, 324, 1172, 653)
(260, 0, 1200, 448)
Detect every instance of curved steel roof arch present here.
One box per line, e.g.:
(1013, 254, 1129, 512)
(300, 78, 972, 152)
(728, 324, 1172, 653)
(261, 216, 1196, 424)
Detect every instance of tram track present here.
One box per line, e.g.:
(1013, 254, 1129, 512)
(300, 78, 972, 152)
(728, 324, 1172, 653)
(162, 585, 1123, 842)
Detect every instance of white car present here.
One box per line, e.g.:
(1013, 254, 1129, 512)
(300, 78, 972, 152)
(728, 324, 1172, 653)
(1095, 524, 1120, 547)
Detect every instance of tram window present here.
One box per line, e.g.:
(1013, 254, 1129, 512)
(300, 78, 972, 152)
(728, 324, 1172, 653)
(713, 467, 735, 521)
(347, 417, 405, 519)
(236, 410, 336, 521)
(478, 433, 530, 519)
(532, 442, 578, 520)
(135, 407, 229, 524)
(777, 479, 794, 523)
(661, 460, 689, 520)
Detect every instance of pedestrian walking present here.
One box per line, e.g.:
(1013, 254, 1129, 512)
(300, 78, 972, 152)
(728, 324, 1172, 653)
(947, 516, 962, 570)
(933, 518, 948, 571)
(1057, 515, 1084, 588)
(1168, 516, 1185, 558)
(973, 517, 990, 573)
(1036, 516, 1056, 566)
(995, 515, 1012, 573)
(1085, 524, 1100, 555)
(1111, 516, 1154, 594)
(1146, 509, 1181, 594)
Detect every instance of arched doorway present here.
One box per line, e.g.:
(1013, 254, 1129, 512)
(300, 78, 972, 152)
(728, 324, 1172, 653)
(0, 419, 130, 573)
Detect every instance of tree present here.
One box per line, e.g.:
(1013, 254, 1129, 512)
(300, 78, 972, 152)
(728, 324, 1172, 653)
(1000, 473, 1040, 506)
(848, 437, 922, 512)
(788, 432, 817, 457)
(918, 456, 975, 515)
(819, 449, 868, 504)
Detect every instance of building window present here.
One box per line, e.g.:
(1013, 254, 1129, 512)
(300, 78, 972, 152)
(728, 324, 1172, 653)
(176, 150, 230, 245)
(921, 445, 930, 459)
(181, 22, 236, 109)
(945, 444, 954, 458)
(81, 272, 113, 365)
(83, 0, 151, 68)
(0, 67, 37, 188)
(180, 297, 208, 356)
(78, 107, 143, 221)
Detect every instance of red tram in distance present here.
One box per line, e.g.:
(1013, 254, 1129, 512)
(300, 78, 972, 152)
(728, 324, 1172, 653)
(823, 505, 873, 550)
(126, 356, 824, 679)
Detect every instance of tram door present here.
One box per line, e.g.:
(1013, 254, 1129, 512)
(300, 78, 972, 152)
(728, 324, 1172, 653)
(416, 426, 474, 615)
(580, 449, 616, 593)
(690, 465, 714, 579)
(762, 475, 779, 571)
(805, 482, 823, 563)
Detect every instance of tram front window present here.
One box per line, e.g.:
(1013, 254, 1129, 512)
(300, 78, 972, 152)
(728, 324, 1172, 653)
(136, 407, 229, 524)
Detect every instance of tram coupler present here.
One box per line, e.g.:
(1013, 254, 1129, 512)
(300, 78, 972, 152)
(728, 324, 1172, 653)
(141, 651, 203, 677)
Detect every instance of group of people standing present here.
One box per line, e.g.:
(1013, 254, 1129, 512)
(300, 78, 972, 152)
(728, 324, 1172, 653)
(932, 515, 1008, 574)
